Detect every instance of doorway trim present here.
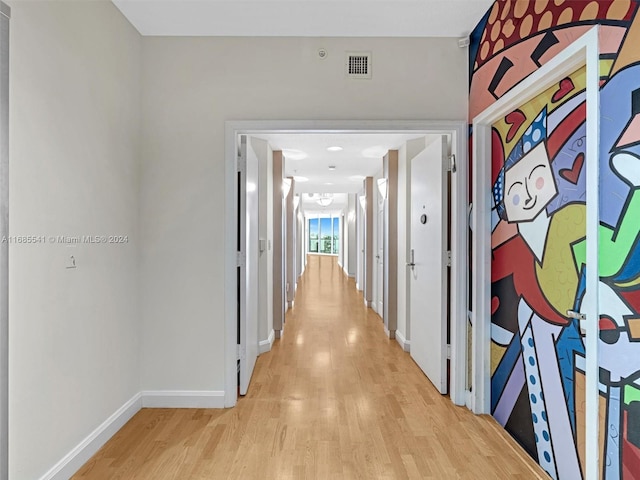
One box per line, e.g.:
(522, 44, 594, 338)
(0, 5, 8, 480)
(470, 27, 600, 477)
(225, 120, 468, 408)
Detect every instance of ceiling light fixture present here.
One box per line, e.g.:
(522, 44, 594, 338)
(282, 149, 308, 160)
(327, 146, 343, 152)
(328, 165, 336, 171)
(362, 146, 388, 159)
(316, 194, 333, 207)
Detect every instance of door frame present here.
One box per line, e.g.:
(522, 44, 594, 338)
(470, 27, 600, 477)
(0, 5, 8, 480)
(225, 120, 468, 408)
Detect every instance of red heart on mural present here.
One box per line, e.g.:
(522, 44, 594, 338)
(559, 153, 584, 184)
(505, 109, 526, 143)
(552, 77, 575, 103)
(491, 296, 500, 315)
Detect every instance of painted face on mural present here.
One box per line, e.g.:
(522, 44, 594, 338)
(504, 143, 557, 223)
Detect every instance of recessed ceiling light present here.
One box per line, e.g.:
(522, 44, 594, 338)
(328, 165, 336, 170)
(282, 149, 308, 160)
(325, 182, 334, 185)
(293, 176, 309, 182)
(362, 146, 388, 158)
(327, 146, 343, 152)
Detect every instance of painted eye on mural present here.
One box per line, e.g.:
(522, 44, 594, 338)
(507, 181, 523, 204)
(529, 164, 547, 191)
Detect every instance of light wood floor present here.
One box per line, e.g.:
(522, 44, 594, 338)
(73, 255, 546, 479)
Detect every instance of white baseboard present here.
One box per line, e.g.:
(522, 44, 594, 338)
(396, 331, 411, 352)
(141, 390, 226, 408)
(259, 329, 275, 354)
(39, 392, 143, 480)
(384, 326, 396, 339)
(39, 390, 227, 480)
(342, 266, 355, 278)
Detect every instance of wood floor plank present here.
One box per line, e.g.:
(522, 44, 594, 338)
(72, 255, 547, 479)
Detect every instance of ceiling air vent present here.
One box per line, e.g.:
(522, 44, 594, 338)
(346, 52, 372, 79)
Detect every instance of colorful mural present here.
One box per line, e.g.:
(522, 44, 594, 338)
(469, 1, 640, 478)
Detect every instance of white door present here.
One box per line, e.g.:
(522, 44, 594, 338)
(376, 204, 384, 316)
(409, 135, 448, 394)
(239, 136, 259, 395)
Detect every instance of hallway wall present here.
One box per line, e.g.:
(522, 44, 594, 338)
(139, 36, 468, 393)
(8, 2, 142, 479)
(469, 1, 640, 478)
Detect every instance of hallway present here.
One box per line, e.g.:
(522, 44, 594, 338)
(73, 255, 545, 479)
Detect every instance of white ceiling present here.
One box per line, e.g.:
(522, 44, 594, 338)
(252, 132, 426, 195)
(112, 0, 492, 37)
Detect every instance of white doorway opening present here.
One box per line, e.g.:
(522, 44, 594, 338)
(225, 120, 468, 409)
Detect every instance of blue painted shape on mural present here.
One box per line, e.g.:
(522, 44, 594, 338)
(600, 65, 640, 228)
(492, 330, 522, 412)
(555, 318, 584, 434)
(575, 265, 587, 309)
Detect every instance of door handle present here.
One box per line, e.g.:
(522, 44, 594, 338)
(406, 249, 415, 269)
(567, 310, 587, 335)
(566, 310, 585, 320)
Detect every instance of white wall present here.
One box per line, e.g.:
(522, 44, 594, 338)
(139, 36, 466, 393)
(8, 2, 141, 478)
(2, 8, 470, 478)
